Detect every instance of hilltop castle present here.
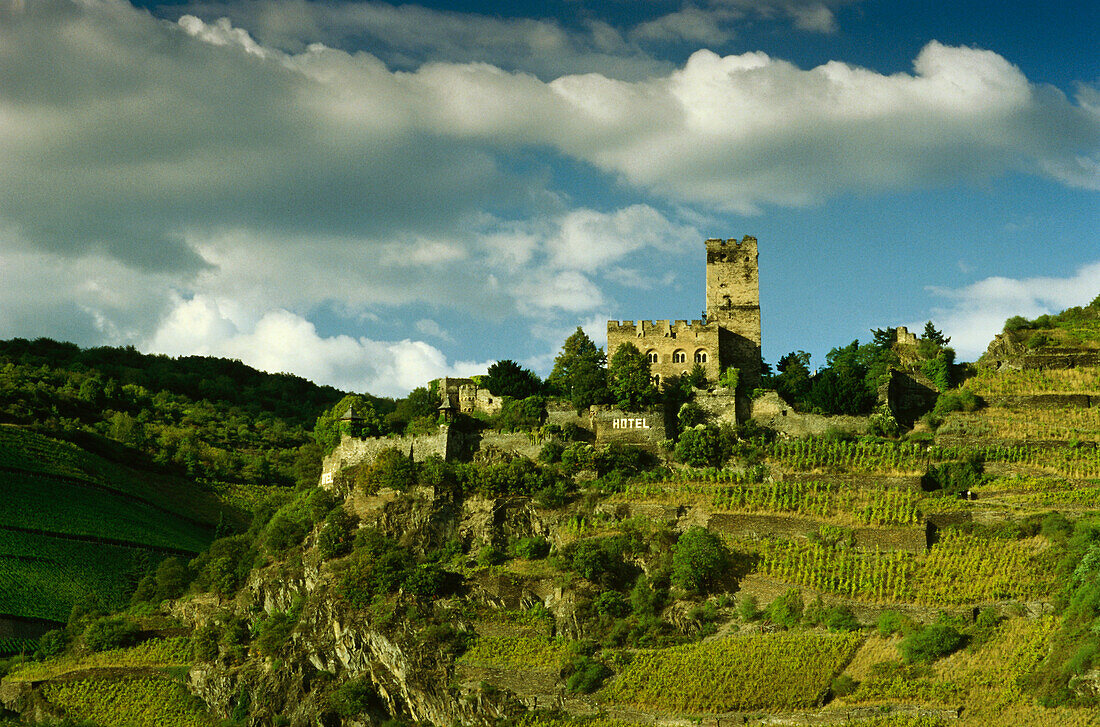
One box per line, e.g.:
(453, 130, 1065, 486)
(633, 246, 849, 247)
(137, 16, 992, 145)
(607, 236, 761, 389)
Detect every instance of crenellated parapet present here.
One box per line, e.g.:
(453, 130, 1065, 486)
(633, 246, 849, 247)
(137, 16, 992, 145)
(607, 319, 716, 337)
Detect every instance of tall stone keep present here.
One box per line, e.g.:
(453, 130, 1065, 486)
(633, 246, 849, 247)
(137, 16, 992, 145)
(606, 235, 762, 393)
(706, 236, 761, 388)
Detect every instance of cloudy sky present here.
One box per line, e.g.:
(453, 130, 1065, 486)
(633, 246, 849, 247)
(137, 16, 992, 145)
(1, 0, 1097, 396)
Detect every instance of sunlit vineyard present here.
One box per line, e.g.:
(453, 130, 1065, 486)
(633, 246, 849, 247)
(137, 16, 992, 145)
(615, 478, 921, 526)
(457, 635, 569, 670)
(755, 529, 1057, 605)
(766, 438, 964, 474)
(42, 675, 214, 727)
(757, 538, 917, 602)
(938, 406, 1100, 443)
(966, 366, 1100, 398)
(977, 442, 1100, 478)
(604, 631, 862, 712)
(915, 531, 1057, 604)
(7, 637, 192, 682)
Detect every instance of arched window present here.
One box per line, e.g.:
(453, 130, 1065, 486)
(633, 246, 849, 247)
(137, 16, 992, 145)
(694, 350, 708, 363)
(672, 350, 686, 364)
(646, 350, 659, 364)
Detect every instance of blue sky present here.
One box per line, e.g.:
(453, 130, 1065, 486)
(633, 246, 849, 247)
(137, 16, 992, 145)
(1, 0, 1097, 396)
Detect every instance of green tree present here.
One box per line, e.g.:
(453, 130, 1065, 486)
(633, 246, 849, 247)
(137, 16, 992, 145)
(484, 360, 542, 399)
(313, 395, 383, 454)
(547, 328, 608, 412)
(675, 424, 723, 467)
(607, 342, 658, 411)
(671, 526, 729, 594)
(774, 351, 812, 407)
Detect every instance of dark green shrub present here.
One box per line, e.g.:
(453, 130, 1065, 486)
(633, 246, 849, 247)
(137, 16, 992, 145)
(365, 448, 417, 492)
(824, 605, 860, 632)
(830, 673, 859, 697)
(476, 545, 504, 567)
(899, 623, 966, 663)
(253, 609, 298, 657)
(513, 536, 551, 560)
(538, 440, 564, 463)
(671, 526, 729, 594)
(329, 676, 379, 716)
(923, 458, 984, 497)
(191, 623, 219, 661)
(317, 508, 359, 560)
(403, 563, 447, 598)
(592, 590, 630, 620)
(1004, 315, 1030, 332)
(36, 629, 67, 658)
(675, 425, 723, 467)
(737, 594, 761, 621)
(765, 588, 803, 629)
(563, 655, 612, 694)
(83, 617, 140, 652)
(876, 610, 908, 637)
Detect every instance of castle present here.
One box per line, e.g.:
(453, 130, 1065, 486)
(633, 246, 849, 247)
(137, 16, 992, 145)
(607, 236, 761, 390)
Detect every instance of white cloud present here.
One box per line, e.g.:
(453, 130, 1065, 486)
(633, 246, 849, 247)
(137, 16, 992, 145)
(924, 261, 1100, 360)
(146, 296, 492, 396)
(415, 318, 454, 342)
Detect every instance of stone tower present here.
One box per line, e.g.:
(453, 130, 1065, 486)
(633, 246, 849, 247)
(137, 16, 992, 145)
(705, 236, 761, 388)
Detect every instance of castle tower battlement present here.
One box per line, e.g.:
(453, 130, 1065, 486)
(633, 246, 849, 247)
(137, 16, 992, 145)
(606, 236, 762, 400)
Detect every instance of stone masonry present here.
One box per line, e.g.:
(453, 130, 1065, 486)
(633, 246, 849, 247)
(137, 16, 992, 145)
(607, 236, 761, 389)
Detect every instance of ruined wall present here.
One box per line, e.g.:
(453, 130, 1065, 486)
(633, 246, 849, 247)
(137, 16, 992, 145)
(320, 428, 454, 490)
(692, 387, 739, 426)
(606, 319, 720, 383)
(751, 391, 870, 438)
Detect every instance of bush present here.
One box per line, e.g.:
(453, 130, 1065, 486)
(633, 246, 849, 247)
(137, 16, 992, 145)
(876, 610, 908, 637)
(830, 673, 859, 698)
(737, 594, 761, 621)
(476, 545, 504, 567)
(765, 588, 803, 629)
(671, 526, 729, 595)
(563, 655, 612, 694)
(365, 448, 417, 492)
(317, 508, 359, 560)
(83, 617, 140, 652)
(36, 629, 67, 658)
(592, 590, 630, 620)
(823, 605, 860, 632)
(899, 623, 966, 663)
(538, 440, 564, 463)
(191, 623, 219, 661)
(1004, 315, 1031, 332)
(329, 676, 379, 717)
(675, 425, 723, 467)
(513, 536, 551, 560)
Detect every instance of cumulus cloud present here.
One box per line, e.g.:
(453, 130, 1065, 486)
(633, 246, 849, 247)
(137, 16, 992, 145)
(924, 261, 1100, 360)
(146, 296, 492, 396)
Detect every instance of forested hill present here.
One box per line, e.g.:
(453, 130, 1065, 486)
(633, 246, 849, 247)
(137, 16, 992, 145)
(0, 337, 371, 488)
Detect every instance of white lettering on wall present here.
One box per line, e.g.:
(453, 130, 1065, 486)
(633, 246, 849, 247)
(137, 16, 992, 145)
(611, 418, 651, 429)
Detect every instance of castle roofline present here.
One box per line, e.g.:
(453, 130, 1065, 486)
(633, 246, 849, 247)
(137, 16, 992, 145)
(705, 235, 757, 251)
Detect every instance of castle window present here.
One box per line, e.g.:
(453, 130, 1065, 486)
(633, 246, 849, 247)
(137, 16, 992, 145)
(652, 374, 660, 386)
(672, 350, 686, 364)
(694, 350, 708, 363)
(646, 350, 659, 364)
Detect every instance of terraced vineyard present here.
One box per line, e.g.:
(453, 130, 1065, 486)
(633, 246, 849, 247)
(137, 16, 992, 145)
(41, 675, 214, 727)
(0, 426, 219, 628)
(0, 529, 162, 621)
(604, 632, 863, 712)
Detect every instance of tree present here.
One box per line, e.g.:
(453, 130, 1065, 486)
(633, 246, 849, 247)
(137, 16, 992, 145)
(774, 351, 812, 407)
(313, 395, 383, 454)
(921, 321, 950, 347)
(483, 360, 542, 399)
(607, 342, 658, 411)
(671, 526, 729, 594)
(548, 328, 609, 412)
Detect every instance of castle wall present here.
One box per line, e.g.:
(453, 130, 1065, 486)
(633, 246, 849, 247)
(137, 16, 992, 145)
(320, 428, 454, 491)
(605, 236, 762, 394)
(606, 319, 720, 383)
(591, 406, 667, 448)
